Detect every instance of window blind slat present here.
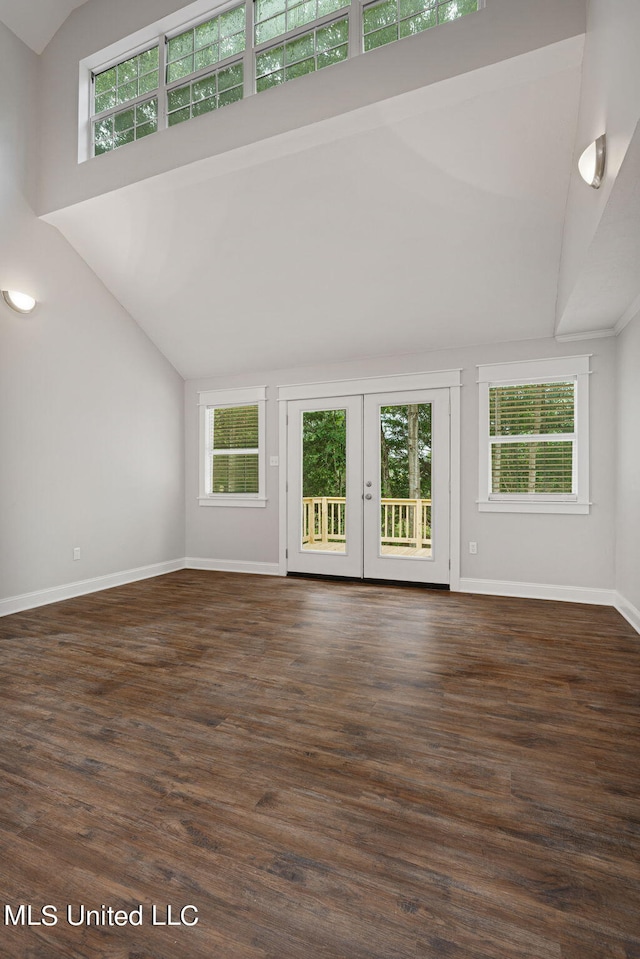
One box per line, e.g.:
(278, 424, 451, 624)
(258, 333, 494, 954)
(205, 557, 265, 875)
(491, 441, 573, 495)
(212, 404, 259, 450)
(211, 453, 259, 493)
(490, 382, 574, 438)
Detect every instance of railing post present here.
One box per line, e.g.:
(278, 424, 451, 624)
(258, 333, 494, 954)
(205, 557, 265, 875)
(309, 499, 316, 544)
(321, 497, 329, 544)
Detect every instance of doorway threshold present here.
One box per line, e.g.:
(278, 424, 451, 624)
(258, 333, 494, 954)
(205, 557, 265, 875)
(287, 571, 449, 590)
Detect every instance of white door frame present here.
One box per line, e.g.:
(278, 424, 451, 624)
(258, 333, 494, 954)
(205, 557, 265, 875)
(278, 369, 461, 589)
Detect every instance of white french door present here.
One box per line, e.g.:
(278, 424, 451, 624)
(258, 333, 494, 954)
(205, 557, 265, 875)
(286, 388, 450, 585)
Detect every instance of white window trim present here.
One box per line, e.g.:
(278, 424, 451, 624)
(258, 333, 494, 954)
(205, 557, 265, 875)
(198, 385, 267, 507)
(477, 356, 591, 514)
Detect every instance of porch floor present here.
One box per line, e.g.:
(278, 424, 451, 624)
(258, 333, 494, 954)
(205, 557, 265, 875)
(302, 543, 432, 557)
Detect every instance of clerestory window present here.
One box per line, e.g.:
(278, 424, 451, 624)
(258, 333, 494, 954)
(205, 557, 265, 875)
(85, 0, 480, 158)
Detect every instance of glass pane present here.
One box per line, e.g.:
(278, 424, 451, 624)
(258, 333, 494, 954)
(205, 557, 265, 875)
(363, 0, 397, 34)
(491, 442, 573, 495)
(168, 31, 194, 63)
(94, 67, 116, 95)
(438, 0, 477, 23)
(287, 0, 316, 30)
(255, 0, 287, 23)
(192, 97, 217, 116)
(218, 63, 243, 91)
(220, 33, 245, 58)
(219, 85, 243, 107)
(213, 405, 259, 449)
(195, 45, 218, 70)
(138, 48, 159, 74)
(256, 46, 284, 78)
(317, 0, 350, 16)
(317, 44, 348, 68)
(255, 13, 286, 43)
(220, 6, 246, 37)
(489, 383, 575, 437)
(256, 70, 284, 91)
(399, 8, 436, 35)
(195, 20, 218, 47)
(167, 55, 194, 82)
(285, 33, 315, 65)
(317, 18, 349, 51)
(139, 70, 159, 95)
(379, 403, 432, 558)
(117, 57, 138, 84)
(212, 453, 259, 493)
(301, 410, 347, 553)
(363, 23, 398, 50)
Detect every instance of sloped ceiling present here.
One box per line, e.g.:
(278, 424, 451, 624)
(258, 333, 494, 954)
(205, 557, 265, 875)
(50, 43, 585, 379)
(0, 0, 89, 53)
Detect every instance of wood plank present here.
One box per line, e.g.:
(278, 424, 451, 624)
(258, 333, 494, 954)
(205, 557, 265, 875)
(0, 571, 638, 958)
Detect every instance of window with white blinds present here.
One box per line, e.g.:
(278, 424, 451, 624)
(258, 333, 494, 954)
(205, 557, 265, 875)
(198, 386, 267, 506)
(478, 357, 590, 514)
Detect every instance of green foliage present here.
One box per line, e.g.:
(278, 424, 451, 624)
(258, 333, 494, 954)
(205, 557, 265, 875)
(302, 410, 347, 497)
(380, 404, 431, 499)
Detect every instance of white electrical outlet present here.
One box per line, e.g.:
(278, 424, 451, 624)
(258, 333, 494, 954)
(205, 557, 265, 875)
(73, 547, 81, 561)
(469, 541, 477, 554)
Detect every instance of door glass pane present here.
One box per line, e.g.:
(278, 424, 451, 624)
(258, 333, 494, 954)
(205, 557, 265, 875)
(301, 409, 347, 553)
(379, 403, 432, 557)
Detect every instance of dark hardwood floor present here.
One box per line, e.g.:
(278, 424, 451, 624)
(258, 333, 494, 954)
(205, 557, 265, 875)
(0, 570, 639, 959)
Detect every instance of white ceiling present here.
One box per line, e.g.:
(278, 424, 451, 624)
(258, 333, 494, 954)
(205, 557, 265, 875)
(51, 47, 584, 380)
(0, 0, 89, 52)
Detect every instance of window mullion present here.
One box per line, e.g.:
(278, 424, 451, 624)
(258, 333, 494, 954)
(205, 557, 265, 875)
(244, 0, 255, 96)
(348, 0, 362, 58)
(158, 35, 168, 131)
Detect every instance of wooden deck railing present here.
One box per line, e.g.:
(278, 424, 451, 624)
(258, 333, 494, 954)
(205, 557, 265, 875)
(302, 497, 431, 549)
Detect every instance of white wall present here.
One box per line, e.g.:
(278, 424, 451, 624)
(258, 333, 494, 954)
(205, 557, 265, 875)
(185, 335, 617, 593)
(0, 21, 185, 605)
(615, 313, 640, 619)
(557, 0, 640, 320)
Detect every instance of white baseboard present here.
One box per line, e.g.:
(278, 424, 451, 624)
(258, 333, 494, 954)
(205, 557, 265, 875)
(0, 559, 186, 618)
(459, 577, 616, 606)
(614, 592, 640, 635)
(185, 557, 281, 577)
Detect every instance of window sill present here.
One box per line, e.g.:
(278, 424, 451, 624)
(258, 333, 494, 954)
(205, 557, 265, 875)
(198, 496, 267, 508)
(477, 500, 590, 514)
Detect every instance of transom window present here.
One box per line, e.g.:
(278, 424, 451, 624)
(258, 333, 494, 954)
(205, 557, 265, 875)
(86, 0, 479, 158)
(478, 357, 591, 514)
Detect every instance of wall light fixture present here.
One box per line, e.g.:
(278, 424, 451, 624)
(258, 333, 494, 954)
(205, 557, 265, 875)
(578, 134, 606, 189)
(2, 290, 37, 314)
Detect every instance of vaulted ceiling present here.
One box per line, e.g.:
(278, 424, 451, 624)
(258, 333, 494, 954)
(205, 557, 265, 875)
(48, 38, 585, 379)
(0, 0, 89, 52)
(6, 0, 640, 380)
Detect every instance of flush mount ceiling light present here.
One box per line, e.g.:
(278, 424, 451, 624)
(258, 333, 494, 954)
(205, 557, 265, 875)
(578, 134, 606, 189)
(2, 290, 37, 314)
